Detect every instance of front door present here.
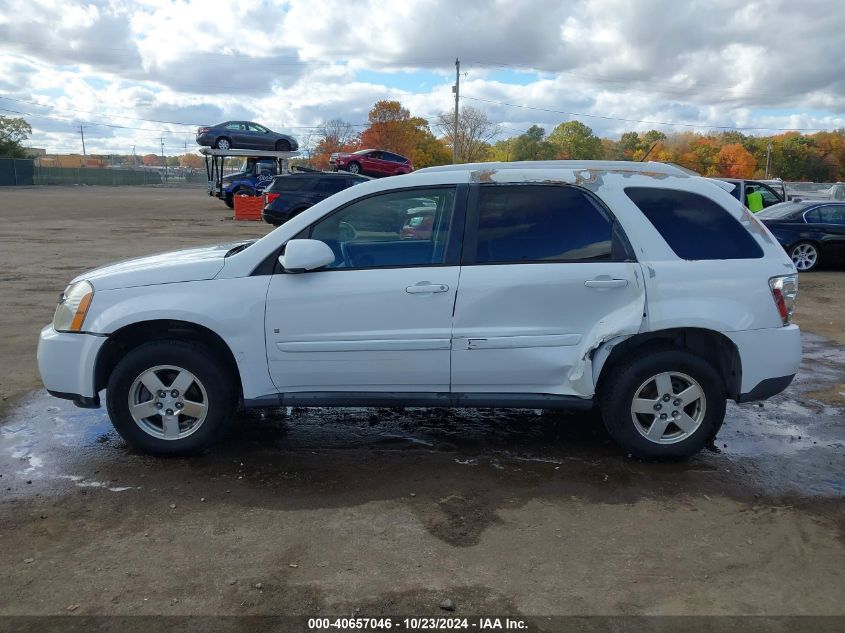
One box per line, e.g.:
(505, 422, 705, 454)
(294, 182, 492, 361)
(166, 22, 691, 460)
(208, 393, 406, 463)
(265, 185, 465, 392)
(451, 184, 645, 396)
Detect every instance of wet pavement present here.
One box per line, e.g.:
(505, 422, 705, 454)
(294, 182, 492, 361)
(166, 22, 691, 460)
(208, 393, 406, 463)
(2, 333, 843, 506)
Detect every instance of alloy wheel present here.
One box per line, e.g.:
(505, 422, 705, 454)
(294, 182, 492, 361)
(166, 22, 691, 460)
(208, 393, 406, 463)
(128, 365, 209, 440)
(630, 371, 706, 444)
(790, 243, 818, 271)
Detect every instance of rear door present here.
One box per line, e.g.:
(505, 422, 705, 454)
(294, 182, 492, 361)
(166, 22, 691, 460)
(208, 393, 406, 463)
(451, 184, 645, 396)
(363, 151, 386, 176)
(811, 204, 845, 262)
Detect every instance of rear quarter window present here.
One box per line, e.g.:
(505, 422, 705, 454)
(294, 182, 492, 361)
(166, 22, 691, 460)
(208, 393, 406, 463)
(625, 187, 763, 260)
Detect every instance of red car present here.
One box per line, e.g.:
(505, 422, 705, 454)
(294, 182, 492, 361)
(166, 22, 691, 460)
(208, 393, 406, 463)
(330, 149, 413, 177)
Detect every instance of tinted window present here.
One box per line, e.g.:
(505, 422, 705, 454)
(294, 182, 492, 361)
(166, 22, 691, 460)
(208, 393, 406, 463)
(309, 187, 456, 269)
(265, 175, 311, 193)
(758, 202, 808, 220)
(812, 205, 845, 224)
(625, 187, 763, 260)
(314, 177, 350, 194)
(473, 185, 615, 264)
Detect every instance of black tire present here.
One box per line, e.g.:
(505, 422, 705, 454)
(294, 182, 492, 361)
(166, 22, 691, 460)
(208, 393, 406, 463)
(106, 339, 236, 456)
(788, 241, 820, 272)
(215, 137, 232, 150)
(346, 161, 361, 174)
(599, 348, 726, 460)
(275, 139, 291, 152)
(224, 194, 234, 209)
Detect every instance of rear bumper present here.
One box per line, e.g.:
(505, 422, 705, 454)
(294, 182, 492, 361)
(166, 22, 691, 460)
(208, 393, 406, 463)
(37, 325, 106, 407)
(724, 324, 801, 400)
(736, 374, 795, 403)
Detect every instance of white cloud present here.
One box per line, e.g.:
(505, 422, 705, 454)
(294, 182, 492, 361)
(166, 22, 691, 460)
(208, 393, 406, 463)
(0, 0, 844, 154)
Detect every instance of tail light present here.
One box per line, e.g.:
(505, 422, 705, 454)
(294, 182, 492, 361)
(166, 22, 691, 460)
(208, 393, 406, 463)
(197, 127, 210, 135)
(265, 192, 280, 204)
(769, 275, 798, 325)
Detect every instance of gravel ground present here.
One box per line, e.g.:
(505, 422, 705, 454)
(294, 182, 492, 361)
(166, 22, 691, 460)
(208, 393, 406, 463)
(0, 186, 843, 622)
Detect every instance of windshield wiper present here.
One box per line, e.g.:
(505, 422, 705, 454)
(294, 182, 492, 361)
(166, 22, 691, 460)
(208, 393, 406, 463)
(224, 241, 256, 257)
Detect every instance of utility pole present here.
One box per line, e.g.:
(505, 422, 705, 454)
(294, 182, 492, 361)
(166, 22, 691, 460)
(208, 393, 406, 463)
(452, 58, 460, 164)
(161, 137, 167, 182)
(131, 145, 137, 168)
(765, 142, 773, 179)
(79, 125, 86, 157)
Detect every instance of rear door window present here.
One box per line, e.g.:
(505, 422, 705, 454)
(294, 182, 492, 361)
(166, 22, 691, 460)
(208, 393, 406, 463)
(314, 178, 350, 194)
(470, 185, 623, 263)
(625, 187, 763, 260)
(265, 175, 311, 193)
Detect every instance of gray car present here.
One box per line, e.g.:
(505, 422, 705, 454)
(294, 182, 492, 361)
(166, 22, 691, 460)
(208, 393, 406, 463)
(196, 121, 298, 152)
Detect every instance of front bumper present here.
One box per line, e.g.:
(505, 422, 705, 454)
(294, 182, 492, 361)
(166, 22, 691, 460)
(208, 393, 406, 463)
(37, 325, 107, 408)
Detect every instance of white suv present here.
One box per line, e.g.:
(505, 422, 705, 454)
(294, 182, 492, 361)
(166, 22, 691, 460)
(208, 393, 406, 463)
(37, 161, 801, 459)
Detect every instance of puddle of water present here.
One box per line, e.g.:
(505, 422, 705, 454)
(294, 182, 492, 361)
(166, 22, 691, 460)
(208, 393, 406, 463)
(1, 331, 843, 503)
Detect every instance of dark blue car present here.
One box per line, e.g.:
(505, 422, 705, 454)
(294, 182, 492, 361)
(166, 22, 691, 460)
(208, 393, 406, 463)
(219, 158, 285, 208)
(758, 200, 845, 271)
(261, 172, 370, 226)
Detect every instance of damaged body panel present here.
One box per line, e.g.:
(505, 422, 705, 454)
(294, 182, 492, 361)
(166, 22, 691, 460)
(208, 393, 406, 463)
(450, 261, 645, 397)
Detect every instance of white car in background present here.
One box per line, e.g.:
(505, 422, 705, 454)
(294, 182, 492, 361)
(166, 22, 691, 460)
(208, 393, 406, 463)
(38, 161, 800, 460)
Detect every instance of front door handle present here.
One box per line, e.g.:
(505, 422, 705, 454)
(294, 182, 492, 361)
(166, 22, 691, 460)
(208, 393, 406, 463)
(584, 277, 628, 289)
(406, 282, 449, 294)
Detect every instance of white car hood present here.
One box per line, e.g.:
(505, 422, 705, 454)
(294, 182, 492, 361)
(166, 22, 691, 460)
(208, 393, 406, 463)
(72, 242, 249, 291)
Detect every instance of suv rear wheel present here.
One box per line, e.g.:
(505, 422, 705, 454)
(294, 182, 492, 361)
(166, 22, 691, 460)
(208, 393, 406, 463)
(600, 348, 725, 460)
(106, 340, 236, 455)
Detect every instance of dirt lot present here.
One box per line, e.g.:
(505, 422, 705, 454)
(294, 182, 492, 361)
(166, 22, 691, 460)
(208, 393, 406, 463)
(0, 187, 843, 623)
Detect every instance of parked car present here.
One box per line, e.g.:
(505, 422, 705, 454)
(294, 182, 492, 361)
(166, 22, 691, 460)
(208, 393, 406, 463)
(196, 121, 298, 152)
(37, 160, 800, 460)
(261, 172, 370, 226)
(786, 182, 845, 202)
(330, 149, 413, 177)
(712, 178, 784, 211)
(219, 157, 284, 208)
(757, 200, 845, 271)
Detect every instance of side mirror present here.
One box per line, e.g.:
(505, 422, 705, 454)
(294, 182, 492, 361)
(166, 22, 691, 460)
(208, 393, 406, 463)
(279, 239, 335, 272)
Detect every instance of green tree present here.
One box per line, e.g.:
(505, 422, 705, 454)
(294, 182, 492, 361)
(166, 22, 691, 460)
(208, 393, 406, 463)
(511, 125, 556, 161)
(547, 120, 603, 159)
(0, 116, 33, 158)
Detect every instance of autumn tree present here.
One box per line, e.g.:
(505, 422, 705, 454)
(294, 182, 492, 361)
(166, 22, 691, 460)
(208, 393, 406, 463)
(179, 153, 204, 169)
(716, 143, 757, 178)
(547, 121, 603, 159)
(0, 116, 32, 158)
(312, 119, 359, 169)
(435, 105, 500, 163)
(142, 154, 161, 167)
(360, 101, 424, 158)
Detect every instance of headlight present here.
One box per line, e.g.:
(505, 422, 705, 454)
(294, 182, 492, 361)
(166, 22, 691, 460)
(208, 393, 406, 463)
(53, 280, 94, 332)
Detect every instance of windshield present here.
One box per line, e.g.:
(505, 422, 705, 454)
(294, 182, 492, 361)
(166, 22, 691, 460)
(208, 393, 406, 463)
(757, 203, 806, 220)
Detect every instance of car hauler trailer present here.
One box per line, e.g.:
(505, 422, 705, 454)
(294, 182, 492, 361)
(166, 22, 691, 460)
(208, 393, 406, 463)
(200, 147, 300, 207)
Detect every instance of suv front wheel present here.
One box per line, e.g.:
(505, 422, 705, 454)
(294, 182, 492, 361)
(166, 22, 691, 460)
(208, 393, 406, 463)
(600, 348, 725, 460)
(106, 340, 236, 455)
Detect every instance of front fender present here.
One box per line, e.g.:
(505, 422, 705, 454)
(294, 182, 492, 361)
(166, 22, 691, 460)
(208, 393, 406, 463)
(86, 276, 275, 400)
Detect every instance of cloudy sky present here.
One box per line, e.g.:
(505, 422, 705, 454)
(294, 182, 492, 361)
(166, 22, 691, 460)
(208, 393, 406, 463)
(1, 0, 844, 156)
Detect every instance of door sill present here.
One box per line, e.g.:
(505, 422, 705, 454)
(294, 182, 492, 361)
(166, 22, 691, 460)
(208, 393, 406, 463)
(243, 392, 593, 410)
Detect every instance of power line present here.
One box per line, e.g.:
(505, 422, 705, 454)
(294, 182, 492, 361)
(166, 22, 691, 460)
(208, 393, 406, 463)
(460, 95, 838, 132)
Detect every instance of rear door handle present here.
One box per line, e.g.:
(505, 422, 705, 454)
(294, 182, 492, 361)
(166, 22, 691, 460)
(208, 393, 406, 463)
(406, 282, 449, 294)
(584, 277, 628, 289)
